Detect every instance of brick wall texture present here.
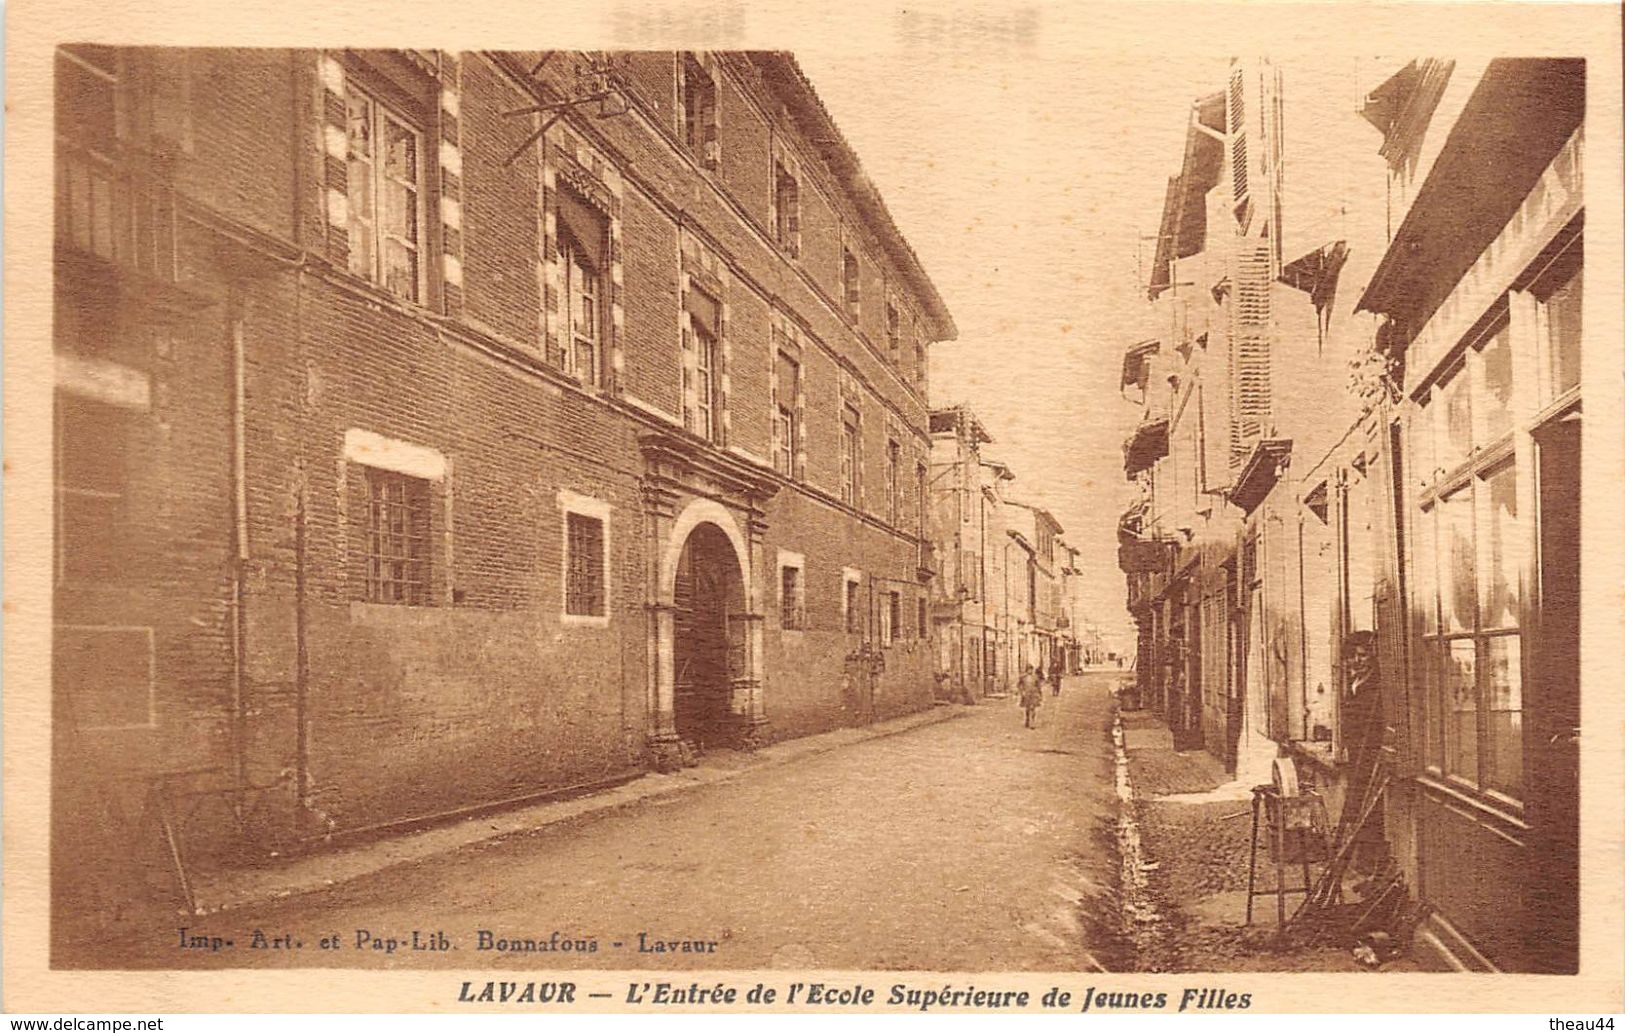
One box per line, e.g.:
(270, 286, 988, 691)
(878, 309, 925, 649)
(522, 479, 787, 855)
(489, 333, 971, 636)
(53, 48, 949, 847)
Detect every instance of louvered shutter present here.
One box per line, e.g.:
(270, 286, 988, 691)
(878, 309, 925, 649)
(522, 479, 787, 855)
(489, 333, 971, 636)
(1227, 64, 1253, 230)
(1229, 240, 1273, 470)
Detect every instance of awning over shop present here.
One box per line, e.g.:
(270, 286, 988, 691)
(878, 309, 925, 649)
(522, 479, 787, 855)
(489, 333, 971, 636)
(1356, 58, 1585, 344)
(1232, 438, 1292, 515)
(1118, 538, 1175, 575)
(1123, 417, 1169, 478)
(1120, 339, 1161, 393)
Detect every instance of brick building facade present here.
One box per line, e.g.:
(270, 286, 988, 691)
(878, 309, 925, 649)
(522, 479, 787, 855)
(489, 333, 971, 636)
(52, 47, 954, 890)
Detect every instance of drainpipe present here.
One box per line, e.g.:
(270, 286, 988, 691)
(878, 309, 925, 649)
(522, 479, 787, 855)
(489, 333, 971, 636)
(229, 302, 249, 800)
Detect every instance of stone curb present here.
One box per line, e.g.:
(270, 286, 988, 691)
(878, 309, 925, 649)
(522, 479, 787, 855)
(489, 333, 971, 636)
(192, 703, 972, 915)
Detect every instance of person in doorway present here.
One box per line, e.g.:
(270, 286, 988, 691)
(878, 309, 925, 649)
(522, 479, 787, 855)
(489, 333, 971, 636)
(1019, 665, 1042, 729)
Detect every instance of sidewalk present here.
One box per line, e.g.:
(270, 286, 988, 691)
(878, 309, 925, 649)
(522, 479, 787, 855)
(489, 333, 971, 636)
(1118, 708, 1418, 972)
(193, 704, 969, 915)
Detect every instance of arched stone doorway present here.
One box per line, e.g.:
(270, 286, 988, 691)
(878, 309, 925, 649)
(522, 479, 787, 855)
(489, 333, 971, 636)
(672, 522, 745, 751)
(647, 495, 768, 769)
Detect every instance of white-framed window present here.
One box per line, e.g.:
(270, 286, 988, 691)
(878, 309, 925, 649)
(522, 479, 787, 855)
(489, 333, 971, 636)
(364, 467, 434, 605)
(559, 491, 611, 625)
(842, 567, 863, 635)
(778, 549, 806, 631)
(343, 429, 446, 607)
(345, 81, 424, 303)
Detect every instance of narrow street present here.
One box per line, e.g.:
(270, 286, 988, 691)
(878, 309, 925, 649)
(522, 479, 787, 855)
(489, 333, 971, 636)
(78, 673, 1129, 972)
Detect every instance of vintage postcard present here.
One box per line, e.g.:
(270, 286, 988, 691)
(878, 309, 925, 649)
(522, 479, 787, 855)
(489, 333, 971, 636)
(5, 0, 1623, 1017)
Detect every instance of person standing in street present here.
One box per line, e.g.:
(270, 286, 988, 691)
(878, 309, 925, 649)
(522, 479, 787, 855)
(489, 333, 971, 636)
(1019, 665, 1042, 729)
(1049, 651, 1065, 696)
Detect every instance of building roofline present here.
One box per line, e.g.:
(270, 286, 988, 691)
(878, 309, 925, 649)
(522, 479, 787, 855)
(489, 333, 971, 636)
(750, 52, 958, 342)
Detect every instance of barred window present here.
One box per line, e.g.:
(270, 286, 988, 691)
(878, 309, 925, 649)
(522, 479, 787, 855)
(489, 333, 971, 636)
(780, 564, 805, 630)
(366, 468, 432, 605)
(566, 511, 606, 617)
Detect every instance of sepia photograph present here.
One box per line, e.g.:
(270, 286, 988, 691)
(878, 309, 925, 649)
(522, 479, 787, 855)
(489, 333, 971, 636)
(7, 0, 1624, 1017)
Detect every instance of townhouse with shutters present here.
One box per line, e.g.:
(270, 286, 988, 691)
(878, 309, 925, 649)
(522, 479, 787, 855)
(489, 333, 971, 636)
(51, 46, 956, 896)
(1116, 57, 1587, 971)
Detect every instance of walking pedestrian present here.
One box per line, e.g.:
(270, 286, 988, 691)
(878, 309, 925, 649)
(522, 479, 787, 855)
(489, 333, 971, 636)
(1019, 665, 1042, 729)
(1049, 651, 1065, 697)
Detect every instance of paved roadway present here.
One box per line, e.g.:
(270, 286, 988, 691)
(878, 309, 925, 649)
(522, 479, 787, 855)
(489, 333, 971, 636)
(76, 673, 1127, 972)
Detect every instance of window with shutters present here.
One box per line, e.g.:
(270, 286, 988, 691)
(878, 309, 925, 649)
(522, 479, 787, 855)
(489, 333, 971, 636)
(559, 197, 607, 386)
(345, 82, 424, 303)
(365, 467, 433, 605)
(841, 404, 861, 506)
(773, 161, 800, 257)
(1227, 64, 1252, 229)
(680, 54, 718, 169)
(1229, 240, 1274, 469)
(773, 348, 800, 477)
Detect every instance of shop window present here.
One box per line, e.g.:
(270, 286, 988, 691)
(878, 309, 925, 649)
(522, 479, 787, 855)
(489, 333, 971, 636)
(365, 467, 433, 605)
(345, 82, 423, 302)
(1414, 333, 1526, 802)
(1534, 237, 1582, 404)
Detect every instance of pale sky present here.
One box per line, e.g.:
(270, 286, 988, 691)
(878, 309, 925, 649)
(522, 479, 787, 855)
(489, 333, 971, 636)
(796, 45, 1231, 647)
